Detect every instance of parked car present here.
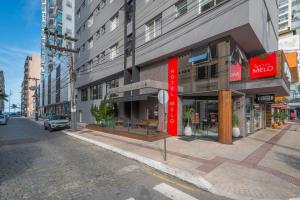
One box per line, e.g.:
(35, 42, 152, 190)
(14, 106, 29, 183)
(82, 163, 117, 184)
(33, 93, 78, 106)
(44, 115, 70, 131)
(0, 115, 7, 125)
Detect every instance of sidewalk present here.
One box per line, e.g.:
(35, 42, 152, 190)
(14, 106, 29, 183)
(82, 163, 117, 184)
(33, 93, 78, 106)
(35, 117, 300, 200)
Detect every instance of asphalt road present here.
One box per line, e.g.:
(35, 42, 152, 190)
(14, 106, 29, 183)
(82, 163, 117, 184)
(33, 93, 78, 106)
(0, 117, 227, 200)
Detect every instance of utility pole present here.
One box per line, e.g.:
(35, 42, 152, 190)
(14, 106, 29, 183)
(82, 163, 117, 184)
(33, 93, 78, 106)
(44, 28, 78, 131)
(27, 77, 40, 121)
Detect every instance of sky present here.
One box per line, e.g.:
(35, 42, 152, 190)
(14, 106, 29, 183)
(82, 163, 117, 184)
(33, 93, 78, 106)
(0, 0, 41, 112)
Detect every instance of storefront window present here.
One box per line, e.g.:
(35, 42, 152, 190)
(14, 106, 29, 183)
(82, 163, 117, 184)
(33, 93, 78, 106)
(253, 104, 263, 131)
(182, 99, 218, 139)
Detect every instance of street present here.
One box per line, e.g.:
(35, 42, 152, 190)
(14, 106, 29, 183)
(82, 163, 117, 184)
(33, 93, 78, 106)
(0, 118, 225, 200)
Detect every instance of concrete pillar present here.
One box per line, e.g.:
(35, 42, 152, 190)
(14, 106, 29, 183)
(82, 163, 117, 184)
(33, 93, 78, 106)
(218, 90, 232, 144)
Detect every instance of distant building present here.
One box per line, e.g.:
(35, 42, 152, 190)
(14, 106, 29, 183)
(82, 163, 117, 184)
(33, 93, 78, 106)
(40, 0, 75, 117)
(279, 0, 300, 32)
(279, 30, 300, 121)
(0, 70, 4, 114)
(21, 55, 41, 117)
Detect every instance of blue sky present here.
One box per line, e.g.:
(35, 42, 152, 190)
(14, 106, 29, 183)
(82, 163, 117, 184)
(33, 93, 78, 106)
(0, 0, 41, 111)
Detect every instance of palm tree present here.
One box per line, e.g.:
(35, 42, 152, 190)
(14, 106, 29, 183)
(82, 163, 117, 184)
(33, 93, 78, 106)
(11, 104, 18, 113)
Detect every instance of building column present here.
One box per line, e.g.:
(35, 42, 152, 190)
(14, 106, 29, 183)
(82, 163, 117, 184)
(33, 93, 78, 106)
(218, 90, 232, 144)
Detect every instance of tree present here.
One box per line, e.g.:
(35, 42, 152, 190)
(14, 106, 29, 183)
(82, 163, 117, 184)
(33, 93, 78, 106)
(90, 95, 117, 126)
(11, 104, 18, 113)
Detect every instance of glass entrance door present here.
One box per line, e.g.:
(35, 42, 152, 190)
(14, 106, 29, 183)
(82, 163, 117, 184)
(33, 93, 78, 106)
(183, 99, 218, 139)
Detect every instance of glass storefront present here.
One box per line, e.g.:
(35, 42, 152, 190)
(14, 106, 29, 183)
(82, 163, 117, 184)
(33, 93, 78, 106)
(245, 97, 265, 134)
(182, 98, 218, 139)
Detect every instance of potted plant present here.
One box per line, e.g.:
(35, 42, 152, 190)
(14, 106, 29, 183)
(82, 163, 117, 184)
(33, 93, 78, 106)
(232, 113, 240, 137)
(184, 107, 195, 136)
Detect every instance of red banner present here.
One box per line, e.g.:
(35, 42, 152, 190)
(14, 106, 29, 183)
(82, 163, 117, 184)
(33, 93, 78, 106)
(168, 56, 178, 136)
(250, 52, 277, 79)
(230, 62, 242, 82)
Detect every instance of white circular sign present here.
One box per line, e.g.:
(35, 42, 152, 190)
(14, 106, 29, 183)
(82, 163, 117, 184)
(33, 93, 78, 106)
(158, 90, 168, 104)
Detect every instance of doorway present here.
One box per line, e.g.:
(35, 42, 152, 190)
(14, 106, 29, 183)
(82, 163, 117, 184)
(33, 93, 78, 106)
(182, 98, 218, 140)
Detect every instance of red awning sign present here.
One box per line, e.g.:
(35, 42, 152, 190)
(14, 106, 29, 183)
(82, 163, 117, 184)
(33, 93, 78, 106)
(249, 52, 277, 79)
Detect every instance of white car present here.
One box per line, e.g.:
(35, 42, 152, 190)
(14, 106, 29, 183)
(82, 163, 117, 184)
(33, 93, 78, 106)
(0, 115, 7, 125)
(44, 115, 70, 131)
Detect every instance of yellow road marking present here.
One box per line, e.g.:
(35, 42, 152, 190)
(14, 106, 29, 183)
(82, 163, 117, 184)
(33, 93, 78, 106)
(149, 171, 196, 191)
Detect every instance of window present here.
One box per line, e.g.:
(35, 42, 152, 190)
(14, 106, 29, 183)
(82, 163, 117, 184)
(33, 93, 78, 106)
(106, 79, 119, 95)
(197, 66, 208, 80)
(101, 24, 106, 35)
(196, 64, 218, 80)
(66, 14, 72, 21)
(110, 14, 119, 31)
(100, 51, 106, 62)
(175, 0, 187, 17)
(87, 14, 93, 28)
(95, 54, 100, 64)
(199, 0, 225, 14)
(77, 8, 81, 18)
(110, 43, 119, 60)
(87, 60, 93, 71)
(90, 84, 102, 100)
(145, 14, 162, 42)
(95, 4, 100, 15)
(82, 43, 86, 51)
(66, 0, 72, 8)
(88, 37, 93, 49)
(81, 88, 88, 101)
(100, 0, 106, 8)
(95, 29, 100, 39)
(126, 34, 133, 57)
(76, 29, 81, 39)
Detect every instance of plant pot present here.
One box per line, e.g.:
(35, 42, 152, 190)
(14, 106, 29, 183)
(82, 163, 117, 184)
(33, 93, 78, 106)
(232, 127, 240, 138)
(184, 126, 192, 136)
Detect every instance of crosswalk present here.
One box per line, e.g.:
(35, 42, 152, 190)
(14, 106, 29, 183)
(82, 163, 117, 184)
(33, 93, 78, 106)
(126, 182, 198, 200)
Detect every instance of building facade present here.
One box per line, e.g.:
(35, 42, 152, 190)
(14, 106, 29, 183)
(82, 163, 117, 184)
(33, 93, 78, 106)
(75, 0, 288, 143)
(21, 55, 41, 117)
(40, 0, 75, 117)
(0, 70, 4, 114)
(279, 0, 300, 32)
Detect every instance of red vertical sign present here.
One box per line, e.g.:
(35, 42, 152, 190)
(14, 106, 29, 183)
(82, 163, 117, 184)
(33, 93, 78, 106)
(168, 56, 178, 136)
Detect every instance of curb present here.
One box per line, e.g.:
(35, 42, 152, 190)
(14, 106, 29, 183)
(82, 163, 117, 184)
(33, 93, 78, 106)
(62, 130, 213, 191)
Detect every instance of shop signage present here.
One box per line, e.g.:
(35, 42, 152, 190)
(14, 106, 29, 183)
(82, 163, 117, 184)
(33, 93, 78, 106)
(168, 56, 178, 136)
(255, 94, 275, 104)
(188, 53, 207, 63)
(249, 52, 277, 79)
(230, 62, 242, 82)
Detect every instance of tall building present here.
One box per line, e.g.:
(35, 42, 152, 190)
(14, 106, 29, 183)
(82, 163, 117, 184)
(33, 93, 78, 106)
(39, 0, 47, 114)
(0, 70, 5, 114)
(40, 0, 75, 117)
(75, 0, 289, 143)
(21, 55, 41, 117)
(279, 0, 300, 32)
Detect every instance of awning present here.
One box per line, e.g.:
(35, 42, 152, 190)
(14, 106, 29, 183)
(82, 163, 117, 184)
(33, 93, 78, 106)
(285, 52, 299, 82)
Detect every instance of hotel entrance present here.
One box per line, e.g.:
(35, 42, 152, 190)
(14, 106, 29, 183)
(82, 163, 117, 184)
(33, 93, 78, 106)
(182, 98, 218, 140)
